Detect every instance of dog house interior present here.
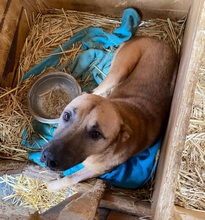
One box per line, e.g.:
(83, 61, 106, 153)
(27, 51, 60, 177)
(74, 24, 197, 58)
(0, 0, 205, 219)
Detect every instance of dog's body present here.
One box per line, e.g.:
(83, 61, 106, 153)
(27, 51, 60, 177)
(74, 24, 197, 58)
(41, 37, 177, 191)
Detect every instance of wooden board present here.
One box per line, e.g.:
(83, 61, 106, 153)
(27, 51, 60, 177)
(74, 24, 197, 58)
(152, 0, 205, 219)
(0, 199, 34, 220)
(0, 0, 25, 87)
(174, 206, 205, 220)
(22, 0, 192, 19)
(106, 211, 141, 220)
(100, 193, 151, 217)
(0, 159, 28, 176)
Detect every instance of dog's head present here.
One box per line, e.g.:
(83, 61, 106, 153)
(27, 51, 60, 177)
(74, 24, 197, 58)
(40, 93, 132, 173)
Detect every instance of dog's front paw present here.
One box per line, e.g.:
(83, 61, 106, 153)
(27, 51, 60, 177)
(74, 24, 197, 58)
(47, 176, 74, 192)
(47, 179, 67, 192)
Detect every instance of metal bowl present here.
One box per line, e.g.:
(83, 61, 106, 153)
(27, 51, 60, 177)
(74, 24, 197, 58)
(28, 72, 81, 124)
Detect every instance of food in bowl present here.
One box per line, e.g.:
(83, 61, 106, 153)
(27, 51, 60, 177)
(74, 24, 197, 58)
(28, 72, 81, 124)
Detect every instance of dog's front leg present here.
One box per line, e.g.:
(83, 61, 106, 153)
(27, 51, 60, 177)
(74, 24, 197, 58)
(47, 165, 99, 192)
(93, 39, 141, 97)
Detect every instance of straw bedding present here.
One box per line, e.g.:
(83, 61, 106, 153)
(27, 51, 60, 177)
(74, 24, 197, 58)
(175, 57, 205, 211)
(0, 79, 34, 161)
(1, 9, 202, 213)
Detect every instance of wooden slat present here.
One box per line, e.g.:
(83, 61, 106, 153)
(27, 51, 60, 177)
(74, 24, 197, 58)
(1, 8, 32, 87)
(58, 179, 106, 220)
(0, 159, 28, 176)
(0, 0, 8, 22)
(40, 193, 83, 220)
(0, 0, 23, 86)
(100, 193, 151, 218)
(0, 199, 34, 219)
(152, 1, 205, 219)
(21, 0, 48, 14)
(106, 210, 141, 220)
(37, 0, 191, 19)
(174, 206, 205, 220)
(23, 164, 60, 182)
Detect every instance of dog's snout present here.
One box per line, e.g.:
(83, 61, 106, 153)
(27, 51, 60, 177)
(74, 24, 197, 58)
(47, 157, 58, 169)
(40, 149, 58, 170)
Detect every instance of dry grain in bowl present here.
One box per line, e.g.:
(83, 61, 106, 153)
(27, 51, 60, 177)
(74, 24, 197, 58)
(38, 85, 72, 119)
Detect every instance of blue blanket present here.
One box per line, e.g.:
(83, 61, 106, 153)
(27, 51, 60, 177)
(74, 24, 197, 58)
(22, 8, 161, 189)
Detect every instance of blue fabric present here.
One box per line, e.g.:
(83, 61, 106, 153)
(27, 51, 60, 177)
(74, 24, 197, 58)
(21, 120, 58, 161)
(71, 49, 114, 85)
(62, 163, 85, 176)
(20, 8, 161, 188)
(100, 140, 160, 188)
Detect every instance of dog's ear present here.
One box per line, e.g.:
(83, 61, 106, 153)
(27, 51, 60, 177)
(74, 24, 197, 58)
(120, 124, 133, 142)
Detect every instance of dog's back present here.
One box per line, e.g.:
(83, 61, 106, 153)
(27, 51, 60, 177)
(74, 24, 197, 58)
(109, 37, 177, 149)
(110, 38, 177, 115)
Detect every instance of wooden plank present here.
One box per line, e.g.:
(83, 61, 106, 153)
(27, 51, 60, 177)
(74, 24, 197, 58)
(0, 199, 34, 219)
(100, 192, 151, 218)
(58, 179, 106, 220)
(98, 208, 110, 220)
(21, 0, 48, 14)
(40, 193, 83, 220)
(0, 0, 23, 86)
(107, 210, 141, 220)
(174, 206, 205, 220)
(40, 180, 107, 220)
(23, 163, 60, 181)
(1, 8, 31, 87)
(40, 0, 191, 19)
(0, 0, 8, 22)
(0, 159, 28, 176)
(0, 159, 61, 183)
(152, 1, 205, 219)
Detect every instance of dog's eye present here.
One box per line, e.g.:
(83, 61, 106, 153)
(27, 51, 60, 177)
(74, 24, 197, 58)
(63, 112, 71, 122)
(89, 131, 102, 140)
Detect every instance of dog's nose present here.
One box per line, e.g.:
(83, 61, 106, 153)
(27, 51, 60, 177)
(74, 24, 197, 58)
(40, 149, 58, 169)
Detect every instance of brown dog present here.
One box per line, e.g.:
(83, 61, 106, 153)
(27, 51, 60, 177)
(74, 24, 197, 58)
(40, 37, 177, 191)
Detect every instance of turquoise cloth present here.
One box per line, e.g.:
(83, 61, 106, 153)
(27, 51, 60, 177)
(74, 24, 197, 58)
(21, 8, 161, 189)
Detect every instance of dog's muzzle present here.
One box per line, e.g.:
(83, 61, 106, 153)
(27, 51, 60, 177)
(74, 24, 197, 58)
(40, 148, 59, 170)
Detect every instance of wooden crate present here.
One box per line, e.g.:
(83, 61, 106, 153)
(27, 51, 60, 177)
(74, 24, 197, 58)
(0, 0, 205, 219)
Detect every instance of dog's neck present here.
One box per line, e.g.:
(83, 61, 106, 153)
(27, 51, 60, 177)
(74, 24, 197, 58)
(110, 99, 162, 155)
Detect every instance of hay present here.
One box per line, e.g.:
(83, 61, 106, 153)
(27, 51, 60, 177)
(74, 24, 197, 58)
(0, 78, 36, 161)
(38, 85, 72, 119)
(17, 9, 185, 84)
(0, 174, 70, 213)
(0, 9, 186, 212)
(175, 57, 205, 211)
(17, 9, 122, 84)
